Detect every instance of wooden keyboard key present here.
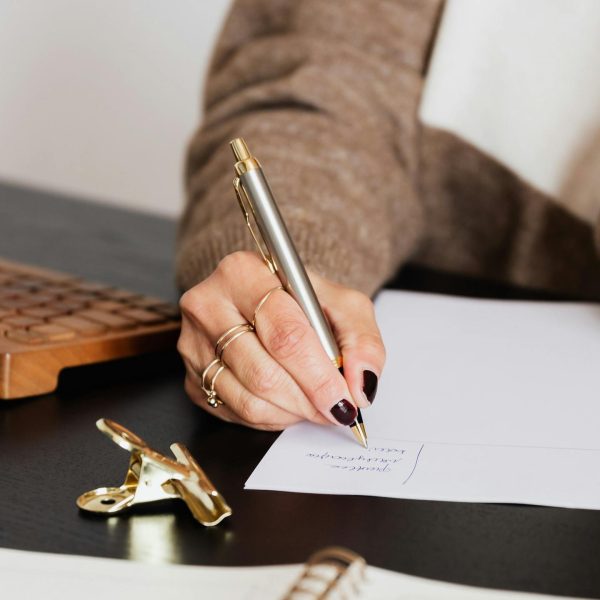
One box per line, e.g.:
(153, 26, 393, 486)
(0, 296, 44, 309)
(153, 304, 180, 320)
(2, 283, 34, 295)
(105, 289, 140, 301)
(50, 300, 85, 312)
(28, 293, 60, 304)
(15, 276, 53, 288)
(64, 291, 98, 303)
(0, 289, 17, 300)
(52, 315, 107, 336)
(30, 323, 77, 342)
(5, 329, 45, 345)
(43, 283, 72, 298)
(77, 282, 114, 294)
(7, 280, 39, 291)
(3, 315, 43, 328)
(120, 308, 166, 325)
(131, 296, 166, 309)
(0, 308, 17, 319)
(22, 306, 63, 319)
(78, 310, 136, 330)
(91, 300, 126, 312)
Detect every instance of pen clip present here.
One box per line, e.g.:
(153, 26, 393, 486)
(234, 177, 277, 275)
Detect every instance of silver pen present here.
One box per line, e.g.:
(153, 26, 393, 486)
(230, 137, 367, 448)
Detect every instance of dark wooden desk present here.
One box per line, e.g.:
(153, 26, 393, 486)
(1, 182, 599, 598)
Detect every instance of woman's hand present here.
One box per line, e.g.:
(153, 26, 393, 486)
(177, 251, 385, 431)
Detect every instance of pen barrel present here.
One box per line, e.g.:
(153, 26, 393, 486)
(239, 168, 342, 366)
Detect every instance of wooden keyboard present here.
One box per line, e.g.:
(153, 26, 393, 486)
(0, 258, 180, 400)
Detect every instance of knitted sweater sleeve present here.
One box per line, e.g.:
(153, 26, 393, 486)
(176, 0, 442, 296)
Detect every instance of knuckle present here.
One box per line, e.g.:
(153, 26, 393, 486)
(356, 332, 386, 361)
(236, 388, 262, 425)
(265, 317, 308, 359)
(176, 328, 195, 360)
(176, 324, 208, 363)
(178, 289, 195, 315)
(347, 289, 374, 312)
(217, 251, 256, 279)
(304, 403, 323, 424)
(311, 373, 341, 405)
(246, 360, 284, 396)
(179, 287, 206, 318)
(176, 335, 187, 358)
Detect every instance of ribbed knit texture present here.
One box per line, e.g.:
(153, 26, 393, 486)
(177, 0, 600, 300)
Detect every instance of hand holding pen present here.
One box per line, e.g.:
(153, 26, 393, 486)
(177, 139, 384, 445)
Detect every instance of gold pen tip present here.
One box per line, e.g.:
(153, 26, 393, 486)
(351, 423, 368, 448)
(230, 138, 251, 161)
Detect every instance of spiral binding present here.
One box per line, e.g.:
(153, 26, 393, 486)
(282, 547, 366, 599)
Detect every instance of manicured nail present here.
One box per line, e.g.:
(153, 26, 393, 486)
(362, 370, 378, 404)
(330, 399, 357, 426)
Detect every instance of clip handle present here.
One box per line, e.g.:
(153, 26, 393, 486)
(169, 443, 232, 526)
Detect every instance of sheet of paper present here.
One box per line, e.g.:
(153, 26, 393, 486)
(246, 291, 600, 509)
(0, 547, 588, 600)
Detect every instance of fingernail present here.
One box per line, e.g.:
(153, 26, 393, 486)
(362, 370, 378, 404)
(330, 399, 357, 426)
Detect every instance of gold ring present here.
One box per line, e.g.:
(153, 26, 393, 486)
(252, 286, 285, 328)
(200, 358, 225, 408)
(208, 362, 226, 407)
(217, 324, 254, 362)
(215, 323, 254, 358)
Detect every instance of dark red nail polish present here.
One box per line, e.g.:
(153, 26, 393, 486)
(363, 370, 378, 404)
(330, 399, 357, 426)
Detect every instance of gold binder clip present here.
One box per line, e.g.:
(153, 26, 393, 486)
(76, 418, 232, 527)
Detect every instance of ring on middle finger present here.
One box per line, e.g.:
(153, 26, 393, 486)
(252, 285, 284, 328)
(215, 323, 254, 362)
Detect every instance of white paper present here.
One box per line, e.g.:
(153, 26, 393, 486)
(246, 291, 600, 509)
(0, 547, 588, 600)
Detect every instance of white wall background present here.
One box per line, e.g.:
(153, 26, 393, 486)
(0, 0, 232, 217)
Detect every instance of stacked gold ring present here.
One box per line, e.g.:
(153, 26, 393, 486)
(199, 285, 287, 409)
(200, 358, 226, 408)
(215, 323, 254, 362)
(200, 322, 254, 408)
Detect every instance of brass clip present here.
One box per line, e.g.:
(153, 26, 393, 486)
(233, 177, 277, 274)
(76, 419, 232, 527)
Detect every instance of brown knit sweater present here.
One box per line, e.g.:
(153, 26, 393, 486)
(177, 0, 600, 300)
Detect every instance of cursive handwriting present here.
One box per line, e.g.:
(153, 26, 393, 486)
(305, 448, 407, 473)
